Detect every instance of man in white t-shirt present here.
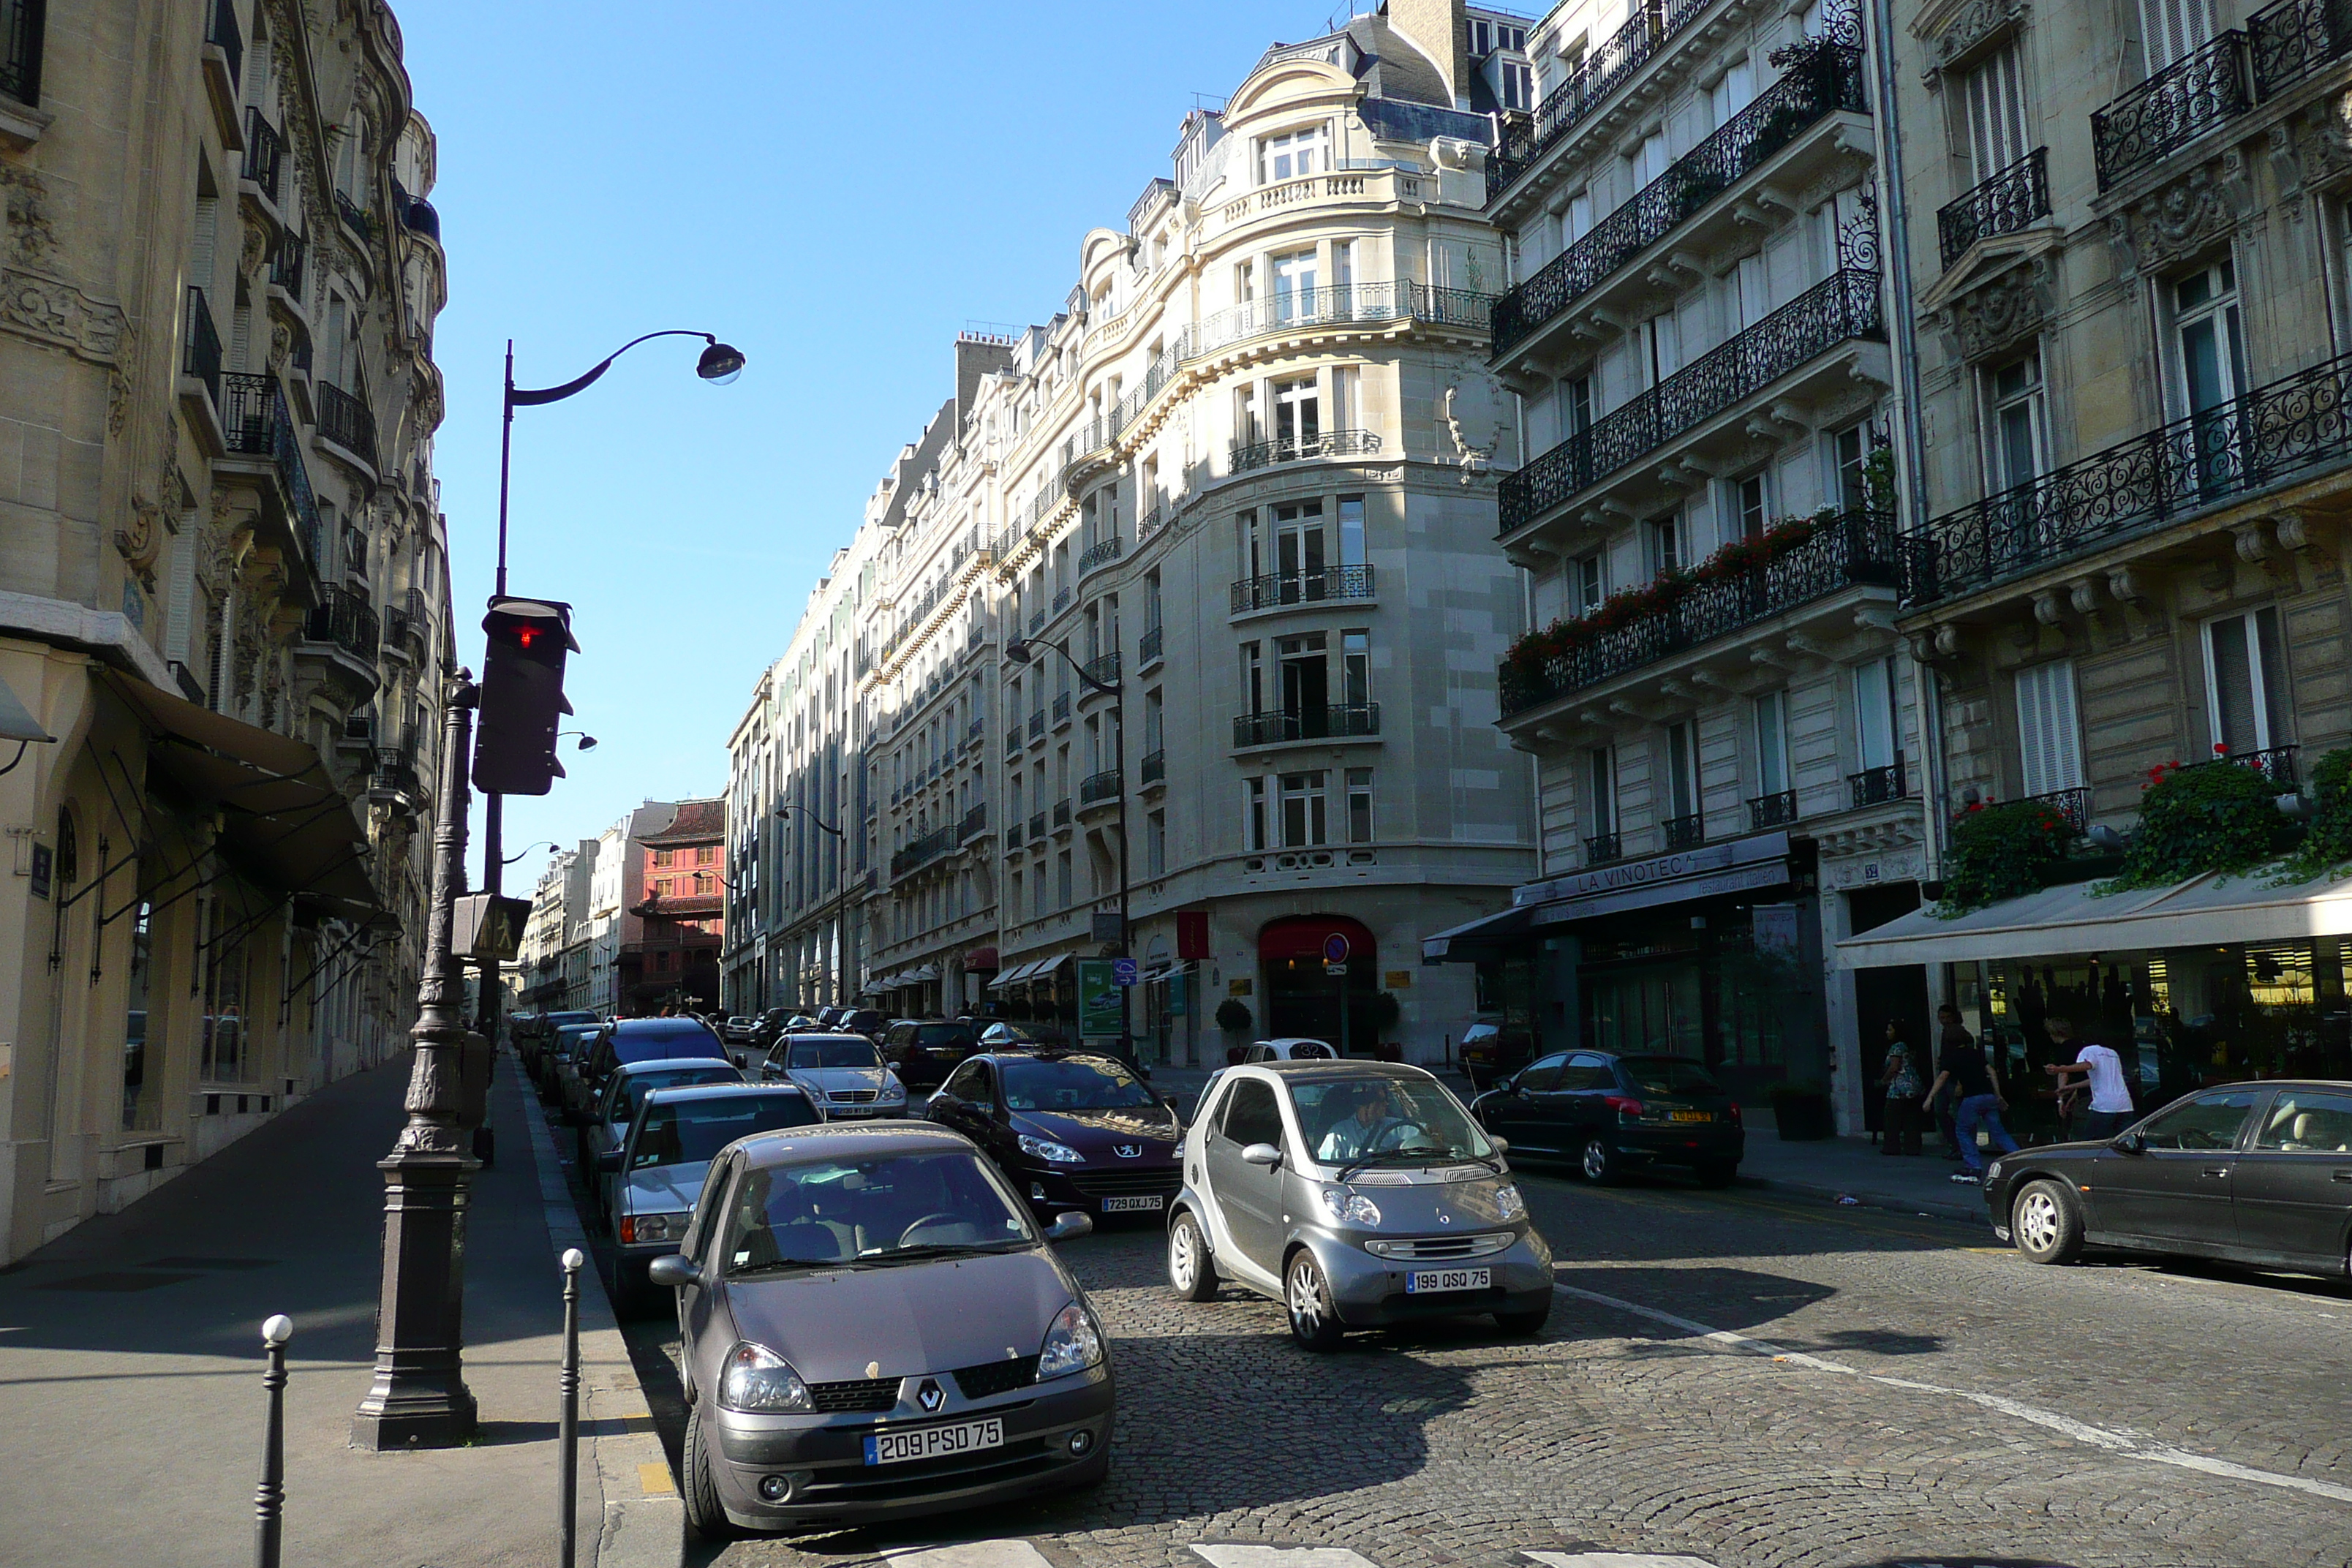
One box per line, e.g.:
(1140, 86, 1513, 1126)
(2044, 1017, 2136, 1140)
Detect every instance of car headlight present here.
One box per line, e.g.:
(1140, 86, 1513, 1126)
(718, 1342, 813, 1413)
(1019, 1134, 1085, 1165)
(1316, 1186, 1382, 1226)
(882, 1077, 906, 1098)
(1984, 1161, 2005, 1183)
(1495, 1183, 1526, 1221)
(617, 1210, 692, 1245)
(1036, 1300, 1104, 1379)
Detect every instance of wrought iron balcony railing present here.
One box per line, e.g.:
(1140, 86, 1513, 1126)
(241, 107, 283, 204)
(1079, 769, 1123, 806)
(960, 803, 989, 842)
(1053, 799, 1073, 830)
(1052, 690, 1071, 724)
(1499, 270, 1882, 535)
(1850, 755, 1909, 809)
(1662, 813, 1706, 851)
(1492, 42, 1867, 358)
(2092, 31, 2253, 189)
(1937, 146, 2050, 268)
(317, 381, 377, 470)
(1051, 586, 1072, 615)
(891, 823, 962, 878)
(206, 0, 241, 88)
(1748, 789, 1799, 831)
(1005, 821, 1025, 853)
(1028, 811, 1047, 841)
(1232, 703, 1382, 747)
(304, 584, 380, 660)
(1230, 429, 1381, 473)
(1501, 510, 1900, 718)
(2250, 0, 2352, 95)
(1078, 535, 1124, 573)
(2196, 744, 2299, 785)
(181, 286, 222, 407)
(1028, 710, 1044, 741)
(1983, 784, 2089, 831)
(372, 745, 420, 800)
(1229, 564, 1376, 614)
(1140, 749, 1166, 785)
(1583, 831, 1624, 866)
(219, 373, 324, 566)
(1138, 625, 1164, 665)
(1081, 652, 1120, 688)
(1907, 350, 2352, 603)
(334, 189, 371, 238)
(269, 229, 306, 296)
(1488, 0, 1710, 198)
(2, 0, 46, 107)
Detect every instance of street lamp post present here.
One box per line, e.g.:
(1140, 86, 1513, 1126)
(1004, 638, 1131, 1067)
(777, 804, 849, 1011)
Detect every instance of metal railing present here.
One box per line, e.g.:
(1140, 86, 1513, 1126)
(1232, 703, 1382, 747)
(219, 372, 324, 565)
(1, 0, 45, 106)
(1077, 535, 1124, 573)
(1081, 652, 1120, 687)
(1997, 784, 2089, 831)
(305, 584, 380, 659)
(1849, 755, 1909, 809)
(206, 0, 240, 88)
(241, 107, 283, 204)
(1584, 831, 1624, 865)
(1748, 789, 1799, 831)
(1140, 749, 1166, 785)
(2092, 31, 2253, 189)
(1501, 511, 1900, 717)
(334, 189, 371, 238)
(960, 803, 987, 841)
(1052, 586, 1072, 614)
(1907, 350, 2352, 603)
(1079, 769, 1122, 806)
(1028, 711, 1044, 741)
(2251, 0, 2352, 94)
(1005, 821, 1025, 853)
(372, 745, 420, 799)
(1138, 625, 1164, 664)
(1052, 690, 1071, 724)
(181, 287, 222, 408)
(1488, 0, 1711, 198)
(269, 229, 306, 296)
(2197, 744, 2299, 785)
(1937, 146, 2049, 268)
(1053, 799, 1073, 829)
(1229, 564, 1376, 614)
(1499, 270, 1882, 535)
(1230, 429, 1382, 473)
(1662, 813, 1705, 851)
(1492, 42, 1867, 357)
(1028, 810, 1047, 840)
(317, 382, 378, 469)
(891, 824, 962, 878)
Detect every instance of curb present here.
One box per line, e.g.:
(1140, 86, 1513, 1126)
(1734, 1169, 1989, 1225)
(510, 1052, 686, 1568)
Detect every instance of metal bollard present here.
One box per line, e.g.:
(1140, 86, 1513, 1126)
(255, 1314, 293, 1568)
(559, 1248, 584, 1568)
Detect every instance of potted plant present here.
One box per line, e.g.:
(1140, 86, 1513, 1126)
(1370, 990, 1403, 1063)
(1768, 1079, 1835, 1140)
(1215, 997, 1254, 1066)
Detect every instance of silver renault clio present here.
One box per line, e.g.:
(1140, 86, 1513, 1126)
(1166, 1061, 1553, 1349)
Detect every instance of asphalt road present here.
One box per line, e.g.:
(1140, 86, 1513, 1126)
(565, 1137, 2352, 1568)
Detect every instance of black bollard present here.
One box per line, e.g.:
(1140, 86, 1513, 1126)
(255, 1314, 292, 1568)
(559, 1248, 584, 1568)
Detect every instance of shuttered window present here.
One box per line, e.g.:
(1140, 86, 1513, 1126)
(1956, 43, 2029, 182)
(2204, 608, 2289, 755)
(2013, 660, 2084, 797)
(2138, 0, 2216, 73)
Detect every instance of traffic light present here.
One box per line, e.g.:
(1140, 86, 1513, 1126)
(474, 596, 578, 796)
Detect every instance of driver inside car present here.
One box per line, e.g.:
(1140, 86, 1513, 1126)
(1316, 1082, 1416, 1163)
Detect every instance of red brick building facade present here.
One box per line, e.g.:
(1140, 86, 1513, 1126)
(626, 797, 725, 1014)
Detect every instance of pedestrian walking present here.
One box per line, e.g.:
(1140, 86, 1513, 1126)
(1923, 1003, 2016, 1182)
(2043, 1017, 2136, 1140)
(1929, 1003, 1966, 1157)
(1878, 1020, 1923, 1156)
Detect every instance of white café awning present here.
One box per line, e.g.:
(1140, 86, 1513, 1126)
(903, 963, 939, 983)
(1834, 868, 2352, 970)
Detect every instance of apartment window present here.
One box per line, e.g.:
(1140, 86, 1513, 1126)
(1730, 472, 1769, 540)
(1575, 553, 1605, 613)
(1147, 810, 1167, 876)
(1986, 355, 2048, 496)
(654, 848, 675, 868)
(1245, 776, 1269, 851)
(1706, 59, 1756, 127)
(1259, 124, 1327, 183)
(1278, 633, 1327, 715)
(2204, 608, 2289, 755)
(1235, 509, 1262, 577)
(1008, 774, 1024, 821)
(1234, 383, 1262, 448)
(1471, 16, 1494, 53)
(1643, 310, 1681, 386)
(1754, 691, 1792, 796)
(1057, 849, 1073, 908)
(1499, 59, 1533, 109)
(1854, 657, 1901, 773)
(1646, 513, 1684, 577)
(696, 845, 715, 865)
(1273, 247, 1318, 322)
(1562, 191, 1594, 250)
(1566, 373, 1594, 437)
(1956, 42, 2028, 182)
(1665, 723, 1699, 820)
(2013, 660, 2085, 796)
(1280, 771, 1329, 847)
(1032, 867, 1047, 919)
(1241, 641, 1264, 713)
(1586, 747, 1618, 837)
(1831, 424, 1875, 513)
(1338, 496, 1365, 566)
(1145, 688, 1164, 752)
(1233, 258, 1257, 304)
(1332, 364, 1361, 431)
(1273, 376, 1320, 447)
(2138, 0, 2216, 73)
(1346, 767, 1375, 844)
(1275, 501, 1325, 589)
(1341, 630, 1370, 706)
(2175, 259, 2247, 423)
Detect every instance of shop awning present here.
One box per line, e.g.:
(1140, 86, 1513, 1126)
(991, 953, 1073, 990)
(1421, 905, 1535, 961)
(1833, 870, 2352, 970)
(903, 963, 939, 983)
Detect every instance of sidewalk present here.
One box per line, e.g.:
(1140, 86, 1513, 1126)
(0, 1049, 669, 1568)
(1735, 1128, 1994, 1224)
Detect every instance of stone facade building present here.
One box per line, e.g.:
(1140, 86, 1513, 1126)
(0, 0, 451, 1262)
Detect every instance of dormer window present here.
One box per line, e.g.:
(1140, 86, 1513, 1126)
(1258, 124, 1327, 184)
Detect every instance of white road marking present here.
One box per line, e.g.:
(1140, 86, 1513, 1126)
(1553, 1280, 2352, 1505)
(1526, 1553, 1719, 1568)
(1192, 1548, 1381, 1568)
(883, 1542, 1057, 1568)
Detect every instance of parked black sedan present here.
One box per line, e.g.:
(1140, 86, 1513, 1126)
(1986, 1079, 2352, 1276)
(925, 1052, 1183, 1221)
(1471, 1049, 1744, 1186)
(881, 1019, 982, 1090)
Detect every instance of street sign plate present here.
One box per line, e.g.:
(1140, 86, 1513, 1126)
(1323, 961, 1347, 977)
(1112, 959, 1139, 986)
(1322, 932, 1351, 964)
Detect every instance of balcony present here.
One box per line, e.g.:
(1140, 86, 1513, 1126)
(1028, 811, 1047, 842)
(2002, 785, 2089, 832)
(960, 802, 989, 843)
(1230, 429, 1380, 474)
(1491, 42, 1867, 360)
(1583, 831, 1624, 866)
(382, 587, 430, 663)
(2250, 0, 2352, 96)
(891, 823, 962, 879)
(1139, 749, 1166, 787)
(2204, 745, 2299, 785)
(1080, 652, 1120, 688)
(1028, 608, 1046, 636)
(1138, 625, 1164, 666)
(1232, 703, 1382, 748)
(204, 0, 241, 91)
(269, 229, 306, 297)
(371, 745, 421, 807)
(1748, 789, 1799, 831)
(334, 189, 371, 239)
(1488, 0, 1712, 200)
(1501, 510, 1900, 719)
(1662, 813, 1705, 851)
(1499, 270, 1882, 539)
(1028, 710, 1044, 742)
(317, 381, 378, 472)
(1907, 350, 2352, 606)
(304, 584, 380, 660)
(1005, 821, 1025, 853)
(1078, 535, 1124, 575)
(1849, 755, 1910, 809)
(1229, 564, 1375, 615)
(1052, 586, 1072, 615)
(181, 285, 222, 410)
(219, 372, 325, 565)
(1937, 147, 2049, 269)
(1079, 769, 1122, 808)
(1052, 691, 1071, 725)
(1053, 799, 1073, 831)
(241, 107, 282, 206)
(3, 0, 45, 107)
(2092, 31, 2252, 191)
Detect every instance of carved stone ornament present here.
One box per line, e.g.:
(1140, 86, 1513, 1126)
(1, 164, 58, 267)
(1934, 257, 2054, 363)
(1920, 0, 2030, 88)
(0, 267, 128, 363)
(115, 495, 165, 587)
(2107, 164, 2248, 290)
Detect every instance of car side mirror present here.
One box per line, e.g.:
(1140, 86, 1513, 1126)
(596, 1150, 622, 1174)
(1488, 1137, 1510, 1156)
(2114, 1131, 2146, 1155)
(647, 1254, 698, 1289)
(1046, 1210, 1094, 1242)
(1242, 1142, 1284, 1169)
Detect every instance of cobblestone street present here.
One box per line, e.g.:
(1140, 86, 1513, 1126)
(569, 1164, 2352, 1568)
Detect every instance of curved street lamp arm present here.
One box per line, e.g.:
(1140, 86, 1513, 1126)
(775, 804, 845, 838)
(1012, 637, 1120, 698)
(507, 330, 720, 409)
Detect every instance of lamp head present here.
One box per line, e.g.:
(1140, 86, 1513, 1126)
(575, 734, 598, 752)
(697, 340, 747, 385)
(1005, 638, 1036, 665)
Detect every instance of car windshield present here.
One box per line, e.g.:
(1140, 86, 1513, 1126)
(1001, 1056, 1156, 1111)
(788, 1038, 880, 1069)
(631, 1095, 818, 1169)
(1288, 1075, 1493, 1166)
(619, 1066, 739, 1121)
(913, 1024, 976, 1047)
(616, 1026, 720, 1065)
(1620, 1058, 1723, 1097)
(724, 1150, 1034, 1270)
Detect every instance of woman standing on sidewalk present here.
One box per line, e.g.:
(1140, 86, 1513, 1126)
(1878, 1021, 1923, 1156)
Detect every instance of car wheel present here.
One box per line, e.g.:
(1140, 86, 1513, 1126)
(1284, 1251, 1344, 1352)
(2012, 1177, 2085, 1264)
(1494, 1303, 1550, 1336)
(1580, 1137, 1620, 1185)
(1693, 1158, 1737, 1188)
(1167, 1211, 1218, 1302)
(681, 1406, 736, 1541)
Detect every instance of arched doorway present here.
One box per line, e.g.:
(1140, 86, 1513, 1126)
(1259, 916, 1377, 1054)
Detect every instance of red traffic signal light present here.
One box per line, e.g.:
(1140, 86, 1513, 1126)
(474, 597, 578, 796)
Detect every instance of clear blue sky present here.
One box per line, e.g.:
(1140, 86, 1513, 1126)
(403, 1, 1364, 891)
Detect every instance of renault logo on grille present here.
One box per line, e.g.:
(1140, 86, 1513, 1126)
(1113, 1144, 1142, 1158)
(916, 1377, 945, 1412)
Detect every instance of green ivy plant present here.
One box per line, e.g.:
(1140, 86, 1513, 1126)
(1939, 797, 2078, 914)
(2275, 747, 2352, 882)
(2108, 755, 2291, 889)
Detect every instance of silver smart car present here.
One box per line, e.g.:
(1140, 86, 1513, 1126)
(649, 1121, 1112, 1535)
(1166, 1060, 1553, 1349)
